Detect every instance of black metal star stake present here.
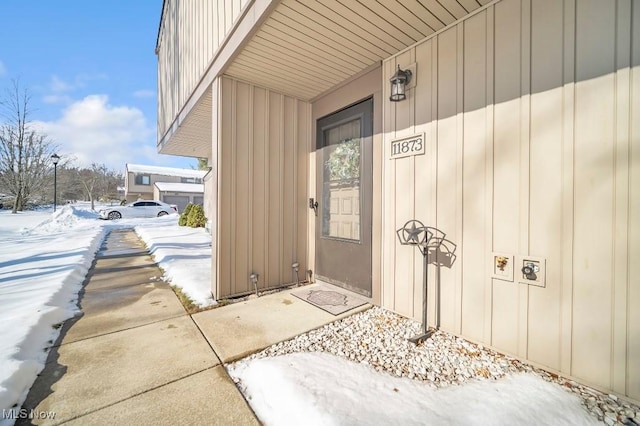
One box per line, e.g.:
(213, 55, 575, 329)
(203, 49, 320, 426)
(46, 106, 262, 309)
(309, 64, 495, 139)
(396, 220, 446, 344)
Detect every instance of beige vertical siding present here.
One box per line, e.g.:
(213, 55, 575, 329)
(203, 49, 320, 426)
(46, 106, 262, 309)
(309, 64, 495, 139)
(629, 0, 640, 402)
(216, 76, 310, 297)
(157, 0, 251, 139)
(383, 0, 640, 400)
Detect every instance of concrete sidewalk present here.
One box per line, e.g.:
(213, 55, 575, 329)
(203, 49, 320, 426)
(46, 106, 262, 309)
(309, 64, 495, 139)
(19, 229, 258, 425)
(20, 229, 371, 425)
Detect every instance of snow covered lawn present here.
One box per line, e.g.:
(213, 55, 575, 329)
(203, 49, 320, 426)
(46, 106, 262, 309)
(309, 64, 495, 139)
(0, 207, 106, 413)
(135, 221, 214, 307)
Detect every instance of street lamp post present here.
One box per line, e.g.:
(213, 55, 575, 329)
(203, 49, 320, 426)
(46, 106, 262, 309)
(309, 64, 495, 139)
(51, 154, 60, 212)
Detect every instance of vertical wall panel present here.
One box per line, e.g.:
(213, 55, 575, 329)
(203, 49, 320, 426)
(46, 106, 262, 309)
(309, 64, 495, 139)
(268, 93, 283, 286)
(460, 11, 488, 343)
(560, 0, 576, 376)
(612, 0, 632, 396)
(219, 77, 234, 296)
(414, 40, 437, 325)
(434, 27, 460, 334)
(382, 59, 396, 310)
(297, 101, 310, 286)
(283, 97, 297, 281)
(235, 82, 251, 293)
(209, 80, 220, 297)
(527, 0, 564, 371)
(571, 0, 616, 387)
(627, 0, 640, 401)
(252, 87, 267, 290)
(491, 0, 521, 356)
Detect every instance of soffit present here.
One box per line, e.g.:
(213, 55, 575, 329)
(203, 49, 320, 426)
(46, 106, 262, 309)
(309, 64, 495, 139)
(158, 86, 212, 158)
(226, 0, 489, 100)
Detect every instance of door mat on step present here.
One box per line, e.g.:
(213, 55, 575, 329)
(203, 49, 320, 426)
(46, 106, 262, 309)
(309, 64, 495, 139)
(291, 285, 368, 316)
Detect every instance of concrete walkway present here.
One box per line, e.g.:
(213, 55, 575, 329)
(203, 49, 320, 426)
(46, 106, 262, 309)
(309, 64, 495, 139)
(20, 229, 371, 425)
(19, 230, 259, 425)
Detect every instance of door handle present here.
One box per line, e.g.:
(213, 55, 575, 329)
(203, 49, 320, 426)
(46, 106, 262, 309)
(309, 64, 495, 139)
(309, 197, 318, 216)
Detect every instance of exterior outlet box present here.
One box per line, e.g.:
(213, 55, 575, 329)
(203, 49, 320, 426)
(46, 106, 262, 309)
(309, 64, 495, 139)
(517, 255, 546, 287)
(491, 253, 514, 282)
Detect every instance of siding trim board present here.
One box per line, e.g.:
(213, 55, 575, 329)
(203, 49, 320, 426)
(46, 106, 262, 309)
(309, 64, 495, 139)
(382, 0, 639, 402)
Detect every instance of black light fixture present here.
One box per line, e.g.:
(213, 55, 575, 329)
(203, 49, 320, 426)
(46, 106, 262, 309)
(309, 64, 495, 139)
(389, 64, 412, 102)
(51, 153, 61, 212)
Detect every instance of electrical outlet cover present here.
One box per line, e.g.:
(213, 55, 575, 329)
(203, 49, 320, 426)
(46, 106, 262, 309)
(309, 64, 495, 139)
(516, 255, 546, 287)
(491, 253, 514, 282)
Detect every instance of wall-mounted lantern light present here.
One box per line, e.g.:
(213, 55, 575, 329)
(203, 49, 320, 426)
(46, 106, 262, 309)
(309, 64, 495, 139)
(389, 64, 412, 102)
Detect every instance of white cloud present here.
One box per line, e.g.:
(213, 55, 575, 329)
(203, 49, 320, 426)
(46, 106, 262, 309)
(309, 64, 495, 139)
(43, 94, 73, 104)
(0, 61, 6, 76)
(50, 75, 73, 93)
(133, 89, 155, 98)
(33, 95, 155, 170)
(51, 74, 109, 92)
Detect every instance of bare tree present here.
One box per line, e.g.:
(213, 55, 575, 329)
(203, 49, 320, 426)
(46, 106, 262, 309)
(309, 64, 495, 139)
(78, 166, 99, 210)
(0, 80, 58, 212)
(78, 163, 123, 210)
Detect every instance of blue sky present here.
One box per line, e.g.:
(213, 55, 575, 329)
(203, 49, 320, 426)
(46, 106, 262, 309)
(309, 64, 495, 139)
(0, 1, 197, 172)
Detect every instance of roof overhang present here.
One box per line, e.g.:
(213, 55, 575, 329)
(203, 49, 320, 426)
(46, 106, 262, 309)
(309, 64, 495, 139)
(158, 85, 212, 158)
(225, 0, 492, 101)
(159, 0, 490, 156)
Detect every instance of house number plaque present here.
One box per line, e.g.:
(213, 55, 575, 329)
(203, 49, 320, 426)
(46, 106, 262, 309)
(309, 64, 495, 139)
(390, 133, 425, 159)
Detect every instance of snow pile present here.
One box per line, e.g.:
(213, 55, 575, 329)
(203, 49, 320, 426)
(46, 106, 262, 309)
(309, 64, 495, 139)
(229, 352, 600, 426)
(24, 205, 99, 235)
(135, 219, 215, 307)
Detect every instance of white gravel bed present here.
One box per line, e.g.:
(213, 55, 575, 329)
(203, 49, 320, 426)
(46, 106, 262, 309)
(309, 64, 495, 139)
(231, 306, 639, 426)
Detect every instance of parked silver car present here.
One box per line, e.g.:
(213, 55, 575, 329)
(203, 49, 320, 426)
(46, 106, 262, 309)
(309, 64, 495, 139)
(99, 200, 178, 220)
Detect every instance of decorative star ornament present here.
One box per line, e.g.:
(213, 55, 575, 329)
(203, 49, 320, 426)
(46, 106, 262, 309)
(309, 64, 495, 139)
(396, 220, 429, 247)
(406, 222, 424, 244)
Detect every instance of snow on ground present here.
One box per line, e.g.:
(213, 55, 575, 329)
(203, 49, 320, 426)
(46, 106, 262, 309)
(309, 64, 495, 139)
(0, 203, 213, 421)
(135, 221, 215, 307)
(229, 352, 600, 426)
(0, 203, 614, 426)
(0, 206, 106, 415)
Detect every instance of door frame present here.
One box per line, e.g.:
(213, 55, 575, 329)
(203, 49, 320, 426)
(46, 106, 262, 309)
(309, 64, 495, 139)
(314, 97, 373, 297)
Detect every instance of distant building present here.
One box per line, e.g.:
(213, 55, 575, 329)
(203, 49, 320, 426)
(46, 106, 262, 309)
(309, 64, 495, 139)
(153, 181, 204, 212)
(124, 164, 206, 206)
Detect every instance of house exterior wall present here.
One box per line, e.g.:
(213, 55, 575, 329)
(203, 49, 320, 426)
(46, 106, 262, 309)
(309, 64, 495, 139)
(382, 0, 640, 400)
(157, 0, 251, 140)
(215, 76, 310, 298)
(125, 171, 184, 202)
